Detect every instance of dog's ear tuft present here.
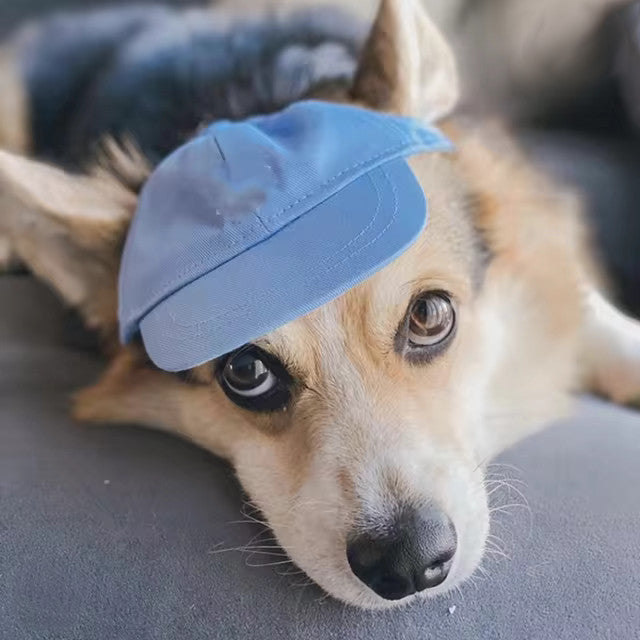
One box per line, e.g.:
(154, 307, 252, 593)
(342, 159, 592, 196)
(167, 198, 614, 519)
(0, 149, 137, 346)
(350, 0, 459, 121)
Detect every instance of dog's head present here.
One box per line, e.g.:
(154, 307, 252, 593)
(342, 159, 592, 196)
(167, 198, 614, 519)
(0, 0, 581, 609)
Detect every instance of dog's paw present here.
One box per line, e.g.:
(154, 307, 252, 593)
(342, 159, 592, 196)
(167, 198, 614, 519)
(594, 361, 640, 409)
(0, 236, 23, 273)
(586, 297, 640, 408)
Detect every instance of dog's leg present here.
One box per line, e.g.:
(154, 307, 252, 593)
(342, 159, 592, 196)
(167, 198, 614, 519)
(581, 287, 640, 407)
(0, 234, 16, 271)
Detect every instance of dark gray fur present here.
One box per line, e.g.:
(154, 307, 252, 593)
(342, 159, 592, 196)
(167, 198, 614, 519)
(18, 4, 366, 168)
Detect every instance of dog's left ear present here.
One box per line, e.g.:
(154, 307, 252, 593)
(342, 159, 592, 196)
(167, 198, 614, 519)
(350, 0, 459, 121)
(0, 149, 137, 346)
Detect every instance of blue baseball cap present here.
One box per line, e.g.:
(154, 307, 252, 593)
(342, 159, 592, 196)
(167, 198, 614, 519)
(118, 100, 452, 371)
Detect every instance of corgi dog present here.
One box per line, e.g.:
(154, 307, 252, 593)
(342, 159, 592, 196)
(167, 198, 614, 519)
(1, 0, 639, 609)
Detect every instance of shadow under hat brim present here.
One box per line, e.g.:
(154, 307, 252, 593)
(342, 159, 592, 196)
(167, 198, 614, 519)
(139, 157, 427, 372)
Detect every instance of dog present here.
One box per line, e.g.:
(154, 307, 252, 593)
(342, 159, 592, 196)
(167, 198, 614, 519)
(1, 0, 639, 609)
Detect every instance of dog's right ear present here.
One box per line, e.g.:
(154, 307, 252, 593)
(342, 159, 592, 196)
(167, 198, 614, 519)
(0, 149, 138, 347)
(350, 0, 459, 121)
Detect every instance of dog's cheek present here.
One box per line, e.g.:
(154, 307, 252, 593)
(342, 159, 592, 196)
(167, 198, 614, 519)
(233, 437, 300, 518)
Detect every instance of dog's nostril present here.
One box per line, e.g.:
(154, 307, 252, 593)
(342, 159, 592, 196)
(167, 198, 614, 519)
(415, 554, 455, 591)
(347, 506, 457, 601)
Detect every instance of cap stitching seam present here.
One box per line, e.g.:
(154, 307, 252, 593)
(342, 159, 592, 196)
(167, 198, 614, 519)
(316, 172, 381, 268)
(318, 165, 399, 276)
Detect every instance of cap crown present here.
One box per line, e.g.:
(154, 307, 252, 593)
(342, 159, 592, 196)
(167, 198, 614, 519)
(118, 100, 451, 343)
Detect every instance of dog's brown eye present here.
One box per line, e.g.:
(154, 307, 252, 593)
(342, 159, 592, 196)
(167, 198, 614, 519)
(408, 292, 455, 347)
(217, 345, 292, 412)
(223, 352, 276, 397)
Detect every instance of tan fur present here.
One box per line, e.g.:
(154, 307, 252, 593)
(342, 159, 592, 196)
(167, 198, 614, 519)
(2, 0, 639, 609)
(0, 41, 30, 270)
(0, 41, 29, 154)
(0, 149, 136, 344)
(581, 289, 640, 406)
(448, 124, 588, 453)
(351, 0, 458, 120)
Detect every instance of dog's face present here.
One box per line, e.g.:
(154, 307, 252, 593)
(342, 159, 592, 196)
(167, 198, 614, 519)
(0, 0, 583, 610)
(184, 150, 492, 607)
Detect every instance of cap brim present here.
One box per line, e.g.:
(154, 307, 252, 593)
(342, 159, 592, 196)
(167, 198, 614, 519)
(139, 157, 427, 371)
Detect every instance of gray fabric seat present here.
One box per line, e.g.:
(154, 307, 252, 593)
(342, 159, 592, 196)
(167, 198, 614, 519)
(2, 275, 640, 640)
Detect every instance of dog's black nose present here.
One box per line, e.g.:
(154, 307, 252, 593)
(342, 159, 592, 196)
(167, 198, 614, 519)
(346, 506, 457, 601)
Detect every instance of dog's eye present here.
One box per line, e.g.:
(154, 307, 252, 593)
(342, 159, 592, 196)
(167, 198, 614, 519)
(218, 345, 292, 412)
(223, 351, 276, 397)
(407, 292, 456, 347)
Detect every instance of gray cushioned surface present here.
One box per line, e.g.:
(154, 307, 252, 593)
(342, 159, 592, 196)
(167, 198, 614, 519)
(2, 275, 640, 640)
